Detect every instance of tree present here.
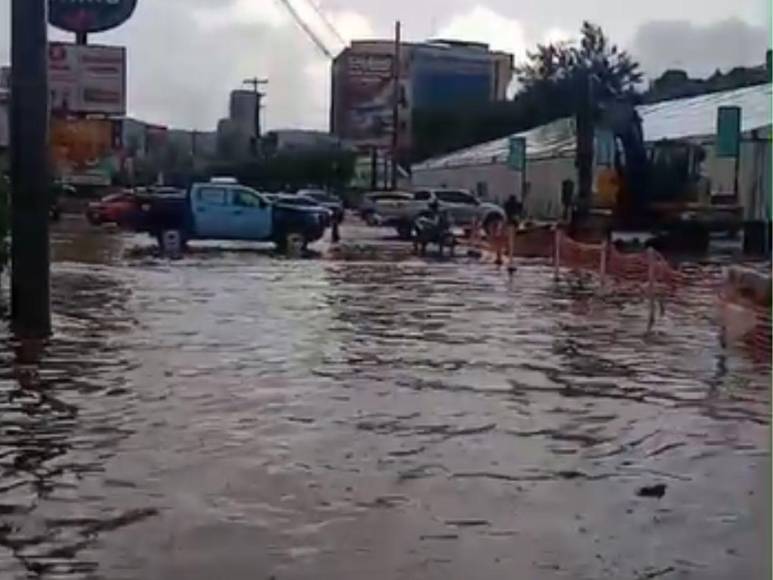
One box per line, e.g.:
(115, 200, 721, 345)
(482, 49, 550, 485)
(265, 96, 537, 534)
(515, 21, 643, 216)
(516, 21, 642, 104)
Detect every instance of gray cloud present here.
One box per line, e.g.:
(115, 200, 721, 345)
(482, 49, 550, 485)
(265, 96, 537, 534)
(632, 18, 770, 77)
(0, 0, 770, 131)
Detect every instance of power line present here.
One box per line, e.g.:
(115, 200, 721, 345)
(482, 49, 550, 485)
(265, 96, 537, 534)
(302, 0, 346, 48)
(274, 0, 334, 60)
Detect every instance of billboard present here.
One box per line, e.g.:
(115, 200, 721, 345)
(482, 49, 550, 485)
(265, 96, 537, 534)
(49, 42, 126, 115)
(341, 53, 395, 150)
(49, 0, 138, 34)
(51, 119, 122, 186)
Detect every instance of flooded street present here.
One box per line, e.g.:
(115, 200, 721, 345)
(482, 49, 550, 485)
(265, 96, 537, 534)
(0, 216, 769, 580)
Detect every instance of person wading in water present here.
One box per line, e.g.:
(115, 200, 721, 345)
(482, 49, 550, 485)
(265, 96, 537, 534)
(503, 194, 522, 272)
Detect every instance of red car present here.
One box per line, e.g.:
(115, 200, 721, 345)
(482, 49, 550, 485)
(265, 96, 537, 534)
(86, 192, 139, 226)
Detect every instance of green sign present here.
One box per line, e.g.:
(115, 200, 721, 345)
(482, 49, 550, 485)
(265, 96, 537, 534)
(508, 136, 526, 171)
(716, 106, 742, 158)
(595, 129, 615, 166)
(49, 0, 138, 34)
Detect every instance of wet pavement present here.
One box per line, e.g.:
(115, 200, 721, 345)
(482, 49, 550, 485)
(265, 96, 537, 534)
(0, 216, 769, 579)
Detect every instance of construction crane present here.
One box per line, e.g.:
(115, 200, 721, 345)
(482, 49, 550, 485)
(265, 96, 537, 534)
(274, 0, 344, 60)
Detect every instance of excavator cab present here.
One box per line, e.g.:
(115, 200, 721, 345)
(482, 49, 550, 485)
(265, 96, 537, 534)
(648, 140, 707, 205)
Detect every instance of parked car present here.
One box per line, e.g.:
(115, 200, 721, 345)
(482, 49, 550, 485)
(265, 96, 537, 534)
(132, 181, 330, 253)
(86, 191, 140, 226)
(374, 188, 505, 239)
(296, 189, 344, 223)
(359, 191, 413, 225)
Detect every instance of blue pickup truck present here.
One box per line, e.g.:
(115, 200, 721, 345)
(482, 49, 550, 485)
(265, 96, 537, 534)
(133, 181, 331, 253)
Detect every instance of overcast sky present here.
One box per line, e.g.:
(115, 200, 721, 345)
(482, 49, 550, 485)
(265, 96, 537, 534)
(0, 0, 770, 131)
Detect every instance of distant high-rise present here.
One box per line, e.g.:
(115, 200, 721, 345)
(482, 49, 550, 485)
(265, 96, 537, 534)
(229, 89, 261, 139)
(331, 39, 513, 156)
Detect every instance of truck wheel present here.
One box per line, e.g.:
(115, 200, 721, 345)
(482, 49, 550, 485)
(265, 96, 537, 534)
(283, 232, 306, 257)
(158, 229, 186, 258)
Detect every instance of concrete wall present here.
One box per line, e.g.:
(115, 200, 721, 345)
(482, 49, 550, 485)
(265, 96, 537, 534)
(413, 156, 577, 218)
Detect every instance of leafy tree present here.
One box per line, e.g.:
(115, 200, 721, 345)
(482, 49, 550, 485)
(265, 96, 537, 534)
(410, 22, 642, 164)
(516, 21, 642, 105)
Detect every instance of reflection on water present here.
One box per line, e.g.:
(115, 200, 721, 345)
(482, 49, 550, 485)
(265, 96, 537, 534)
(0, 220, 769, 580)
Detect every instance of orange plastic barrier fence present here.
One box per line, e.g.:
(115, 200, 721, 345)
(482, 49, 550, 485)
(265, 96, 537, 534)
(719, 279, 772, 364)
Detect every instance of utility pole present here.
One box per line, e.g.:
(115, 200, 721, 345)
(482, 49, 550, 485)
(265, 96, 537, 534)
(390, 21, 401, 190)
(575, 72, 595, 227)
(10, 0, 51, 337)
(243, 77, 268, 156)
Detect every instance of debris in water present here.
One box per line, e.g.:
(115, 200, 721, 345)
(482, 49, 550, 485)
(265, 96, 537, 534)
(637, 484, 667, 499)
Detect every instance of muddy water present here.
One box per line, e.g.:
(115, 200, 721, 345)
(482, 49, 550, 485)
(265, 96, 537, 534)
(0, 219, 769, 580)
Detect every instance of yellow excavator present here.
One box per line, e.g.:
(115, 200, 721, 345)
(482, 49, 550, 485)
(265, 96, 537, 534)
(587, 101, 742, 251)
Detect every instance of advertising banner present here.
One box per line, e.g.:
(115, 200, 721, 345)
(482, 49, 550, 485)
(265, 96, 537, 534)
(51, 118, 121, 186)
(342, 53, 395, 150)
(49, 42, 126, 115)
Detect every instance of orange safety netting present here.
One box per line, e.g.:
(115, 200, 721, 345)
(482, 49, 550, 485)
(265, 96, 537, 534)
(719, 281, 772, 363)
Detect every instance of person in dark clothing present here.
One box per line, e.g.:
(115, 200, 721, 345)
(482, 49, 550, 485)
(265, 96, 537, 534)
(503, 194, 522, 271)
(504, 194, 522, 225)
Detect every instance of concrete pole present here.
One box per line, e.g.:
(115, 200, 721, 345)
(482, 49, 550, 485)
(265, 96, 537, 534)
(10, 0, 51, 337)
(390, 20, 401, 190)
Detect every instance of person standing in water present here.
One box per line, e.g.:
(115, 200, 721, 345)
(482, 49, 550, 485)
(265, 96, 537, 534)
(503, 193, 522, 271)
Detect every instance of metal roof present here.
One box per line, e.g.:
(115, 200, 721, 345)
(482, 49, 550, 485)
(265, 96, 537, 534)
(413, 83, 772, 171)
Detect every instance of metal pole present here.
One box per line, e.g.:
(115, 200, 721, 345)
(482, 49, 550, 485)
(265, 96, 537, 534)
(390, 20, 401, 190)
(733, 148, 741, 203)
(76, 32, 88, 45)
(553, 228, 561, 280)
(647, 247, 656, 330)
(370, 149, 377, 190)
(599, 240, 608, 292)
(10, 0, 51, 337)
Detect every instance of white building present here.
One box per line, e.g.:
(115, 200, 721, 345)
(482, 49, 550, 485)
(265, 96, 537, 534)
(412, 84, 772, 222)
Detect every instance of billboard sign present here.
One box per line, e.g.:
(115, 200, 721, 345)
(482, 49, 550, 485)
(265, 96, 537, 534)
(49, 0, 138, 34)
(51, 118, 122, 186)
(342, 53, 395, 150)
(49, 42, 126, 115)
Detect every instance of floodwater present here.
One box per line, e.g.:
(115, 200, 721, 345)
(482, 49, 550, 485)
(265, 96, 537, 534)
(0, 218, 769, 580)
